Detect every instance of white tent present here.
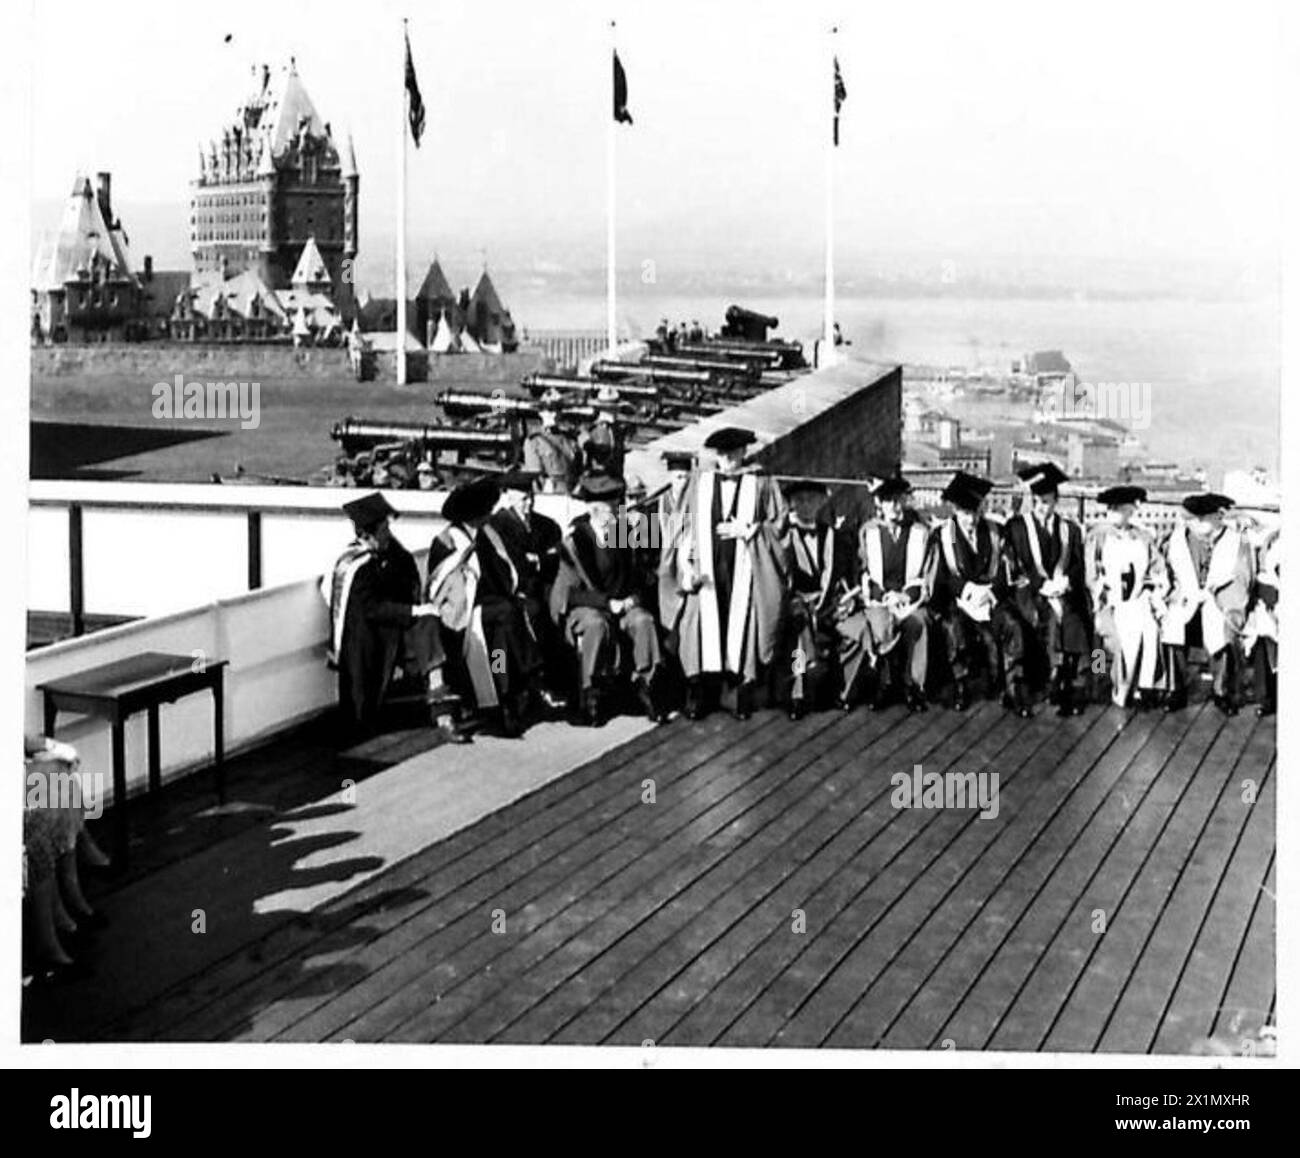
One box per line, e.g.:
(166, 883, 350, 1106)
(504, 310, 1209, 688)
(430, 310, 458, 354)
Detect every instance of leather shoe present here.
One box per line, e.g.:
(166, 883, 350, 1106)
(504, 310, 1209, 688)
(788, 697, 807, 722)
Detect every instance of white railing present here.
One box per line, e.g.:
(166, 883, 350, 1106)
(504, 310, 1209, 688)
(28, 481, 583, 628)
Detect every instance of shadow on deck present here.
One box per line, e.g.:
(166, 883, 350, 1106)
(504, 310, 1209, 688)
(23, 694, 1275, 1054)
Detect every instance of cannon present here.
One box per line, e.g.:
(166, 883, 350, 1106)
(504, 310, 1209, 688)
(721, 304, 780, 343)
(681, 337, 805, 372)
(673, 341, 785, 369)
(589, 361, 715, 388)
(330, 417, 518, 460)
(639, 353, 765, 381)
(520, 374, 661, 402)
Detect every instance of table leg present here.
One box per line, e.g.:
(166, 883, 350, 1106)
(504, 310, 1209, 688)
(111, 719, 128, 868)
(213, 668, 226, 804)
(43, 695, 57, 739)
(147, 705, 161, 795)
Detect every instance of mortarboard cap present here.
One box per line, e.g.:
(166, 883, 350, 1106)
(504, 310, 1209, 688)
(941, 471, 994, 512)
(442, 477, 501, 525)
(1016, 461, 1070, 495)
(1183, 492, 1234, 517)
(703, 426, 757, 453)
(1096, 484, 1146, 507)
(872, 475, 913, 501)
(343, 491, 396, 531)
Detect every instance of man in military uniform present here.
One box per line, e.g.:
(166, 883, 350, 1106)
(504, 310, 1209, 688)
(1003, 462, 1091, 716)
(321, 492, 457, 739)
(778, 479, 863, 719)
(856, 475, 931, 712)
(582, 386, 627, 480)
(523, 388, 582, 494)
(1160, 493, 1254, 715)
(1086, 485, 1166, 709)
(926, 471, 1033, 716)
(550, 474, 666, 726)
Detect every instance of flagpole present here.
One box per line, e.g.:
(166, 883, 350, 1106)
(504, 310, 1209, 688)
(823, 24, 837, 365)
(396, 17, 409, 385)
(606, 21, 618, 360)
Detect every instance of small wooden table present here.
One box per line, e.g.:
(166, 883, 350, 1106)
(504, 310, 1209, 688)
(38, 651, 228, 866)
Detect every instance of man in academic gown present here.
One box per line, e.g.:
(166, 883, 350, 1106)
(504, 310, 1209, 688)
(1160, 492, 1254, 715)
(1085, 485, 1167, 710)
(523, 389, 583, 495)
(673, 426, 789, 720)
(322, 492, 458, 739)
(1003, 462, 1092, 716)
(427, 477, 540, 738)
(778, 479, 866, 719)
(654, 449, 697, 651)
(1243, 526, 1278, 717)
(925, 471, 1033, 716)
(486, 469, 566, 707)
(549, 473, 666, 726)
(856, 475, 932, 712)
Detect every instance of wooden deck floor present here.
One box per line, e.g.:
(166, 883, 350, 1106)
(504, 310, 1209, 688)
(23, 696, 1274, 1053)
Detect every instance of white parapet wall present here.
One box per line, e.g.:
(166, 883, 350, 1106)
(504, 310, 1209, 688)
(28, 481, 585, 618)
(24, 482, 590, 806)
(25, 573, 341, 808)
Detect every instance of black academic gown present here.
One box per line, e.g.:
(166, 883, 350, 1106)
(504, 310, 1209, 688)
(335, 538, 441, 729)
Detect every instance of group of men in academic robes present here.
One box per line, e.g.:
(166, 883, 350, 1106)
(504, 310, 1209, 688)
(323, 430, 1279, 742)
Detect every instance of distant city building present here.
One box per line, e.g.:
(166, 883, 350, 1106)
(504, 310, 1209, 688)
(360, 259, 519, 353)
(31, 173, 145, 342)
(191, 61, 359, 316)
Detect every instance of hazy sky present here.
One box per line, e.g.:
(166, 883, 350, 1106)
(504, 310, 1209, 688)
(30, 0, 1283, 278)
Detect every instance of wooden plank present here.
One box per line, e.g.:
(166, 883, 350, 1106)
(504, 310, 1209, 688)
(1033, 711, 1244, 1051)
(771, 705, 1160, 1050)
(91, 712, 696, 1041)
(956, 708, 1220, 1052)
(265, 711, 827, 1042)
(524, 709, 958, 1045)
(160, 712, 741, 1041)
(661, 705, 1018, 1047)
(596, 708, 1046, 1048)
(1099, 729, 1275, 1053)
(1211, 848, 1276, 1046)
(1152, 758, 1275, 1053)
(359, 707, 880, 1043)
(713, 708, 1082, 1049)
(846, 705, 1195, 1050)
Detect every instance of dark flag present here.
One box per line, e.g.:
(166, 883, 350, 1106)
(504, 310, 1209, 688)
(613, 50, 633, 125)
(833, 56, 847, 146)
(406, 30, 426, 147)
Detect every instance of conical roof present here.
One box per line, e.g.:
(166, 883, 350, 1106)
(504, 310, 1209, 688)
(32, 174, 135, 291)
(470, 269, 505, 314)
(417, 258, 455, 302)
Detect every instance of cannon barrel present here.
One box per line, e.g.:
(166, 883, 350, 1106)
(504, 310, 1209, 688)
(674, 341, 784, 368)
(331, 418, 516, 453)
(639, 354, 762, 381)
(521, 373, 660, 401)
(436, 390, 538, 417)
(725, 304, 780, 330)
(681, 338, 804, 371)
(590, 360, 714, 387)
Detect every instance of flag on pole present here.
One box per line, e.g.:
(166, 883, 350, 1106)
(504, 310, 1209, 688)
(405, 29, 426, 147)
(833, 56, 846, 146)
(613, 50, 633, 124)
